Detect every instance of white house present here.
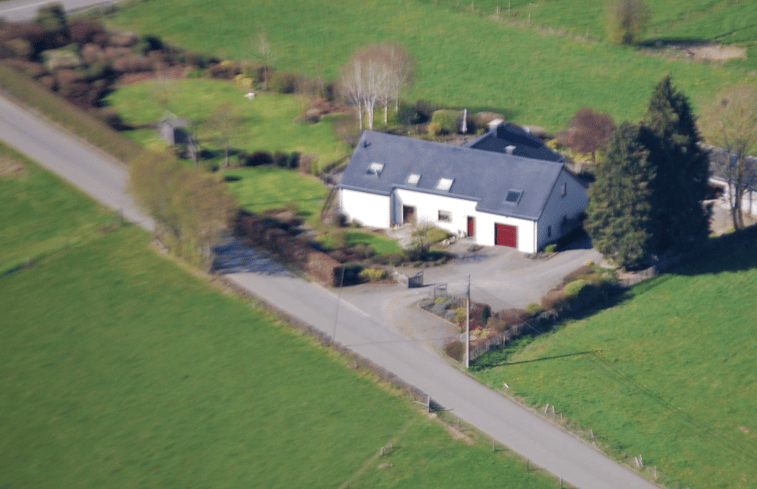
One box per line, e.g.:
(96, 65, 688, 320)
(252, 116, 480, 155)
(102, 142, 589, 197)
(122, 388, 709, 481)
(338, 124, 588, 254)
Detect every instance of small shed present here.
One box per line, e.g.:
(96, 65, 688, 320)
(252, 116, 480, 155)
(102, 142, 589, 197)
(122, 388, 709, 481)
(158, 111, 193, 145)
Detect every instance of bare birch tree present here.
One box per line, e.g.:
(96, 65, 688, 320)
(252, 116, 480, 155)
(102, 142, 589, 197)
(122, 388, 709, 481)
(339, 42, 413, 130)
(701, 83, 757, 229)
(257, 31, 273, 90)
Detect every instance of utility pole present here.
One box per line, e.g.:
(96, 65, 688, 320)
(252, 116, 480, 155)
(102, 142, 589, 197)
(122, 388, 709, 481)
(465, 274, 470, 368)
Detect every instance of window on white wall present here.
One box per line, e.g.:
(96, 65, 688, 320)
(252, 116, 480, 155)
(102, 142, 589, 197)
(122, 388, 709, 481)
(438, 210, 451, 222)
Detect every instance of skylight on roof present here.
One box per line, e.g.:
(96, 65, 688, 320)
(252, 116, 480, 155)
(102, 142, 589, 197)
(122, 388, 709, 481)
(504, 190, 522, 204)
(367, 162, 384, 176)
(436, 178, 454, 192)
(407, 173, 420, 185)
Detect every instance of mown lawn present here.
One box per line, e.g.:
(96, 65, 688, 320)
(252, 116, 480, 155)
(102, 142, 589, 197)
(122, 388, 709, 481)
(472, 247, 757, 489)
(106, 0, 743, 131)
(222, 165, 328, 227)
(104, 79, 350, 168)
(0, 149, 558, 489)
(318, 230, 404, 256)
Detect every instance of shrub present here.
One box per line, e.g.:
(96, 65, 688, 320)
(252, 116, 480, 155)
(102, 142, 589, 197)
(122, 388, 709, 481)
(541, 288, 570, 311)
(426, 227, 450, 244)
(563, 279, 590, 298)
(427, 121, 442, 137)
(358, 268, 387, 282)
(68, 19, 105, 45)
(42, 47, 83, 71)
(415, 99, 436, 122)
(200, 159, 219, 172)
(543, 243, 557, 253)
(474, 111, 505, 128)
(431, 109, 461, 134)
(270, 70, 298, 94)
(208, 60, 239, 79)
(480, 304, 491, 325)
(273, 151, 289, 168)
(298, 153, 318, 174)
(111, 54, 151, 73)
(499, 309, 529, 326)
(454, 307, 468, 324)
(245, 150, 273, 167)
(185, 51, 213, 69)
(525, 302, 543, 317)
(4, 38, 34, 60)
(396, 101, 421, 125)
(444, 340, 464, 362)
(340, 262, 364, 286)
(487, 316, 508, 333)
(352, 243, 376, 259)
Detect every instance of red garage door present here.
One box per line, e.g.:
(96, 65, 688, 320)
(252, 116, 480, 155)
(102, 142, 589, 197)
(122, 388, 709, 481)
(494, 223, 517, 248)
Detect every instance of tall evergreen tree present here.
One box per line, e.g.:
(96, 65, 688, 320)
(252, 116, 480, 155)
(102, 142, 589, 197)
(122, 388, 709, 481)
(586, 122, 656, 269)
(643, 75, 710, 252)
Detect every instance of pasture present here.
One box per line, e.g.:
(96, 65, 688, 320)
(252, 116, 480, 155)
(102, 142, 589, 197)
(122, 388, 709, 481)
(473, 245, 757, 489)
(106, 0, 745, 131)
(0, 147, 558, 489)
(104, 79, 350, 167)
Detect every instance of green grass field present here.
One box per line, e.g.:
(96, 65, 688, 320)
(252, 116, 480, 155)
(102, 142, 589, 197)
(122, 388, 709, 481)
(104, 79, 350, 166)
(106, 0, 744, 131)
(473, 248, 757, 489)
(1, 145, 559, 489)
(222, 165, 327, 226)
(415, 0, 757, 46)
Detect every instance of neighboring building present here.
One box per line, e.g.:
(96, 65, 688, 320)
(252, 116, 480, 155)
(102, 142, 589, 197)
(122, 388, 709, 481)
(338, 126, 588, 253)
(158, 111, 193, 145)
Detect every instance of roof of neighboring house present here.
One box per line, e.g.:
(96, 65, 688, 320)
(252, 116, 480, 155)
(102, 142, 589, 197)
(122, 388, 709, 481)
(340, 131, 573, 220)
(159, 111, 192, 128)
(462, 123, 563, 163)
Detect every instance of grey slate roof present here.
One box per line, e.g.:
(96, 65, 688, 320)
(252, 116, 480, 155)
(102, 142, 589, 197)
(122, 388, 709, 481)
(462, 123, 563, 163)
(340, 131, 566, 220)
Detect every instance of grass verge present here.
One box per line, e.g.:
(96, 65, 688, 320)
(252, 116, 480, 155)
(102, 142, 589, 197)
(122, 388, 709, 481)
(472, 246, 757, 489)
(0, 64, 142, 162)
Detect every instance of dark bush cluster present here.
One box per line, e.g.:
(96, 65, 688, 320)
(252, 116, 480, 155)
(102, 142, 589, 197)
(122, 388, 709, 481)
(269, 70, 298, 94)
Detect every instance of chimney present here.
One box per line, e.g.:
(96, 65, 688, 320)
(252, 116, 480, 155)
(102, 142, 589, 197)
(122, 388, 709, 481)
(505, 145, 516, 155)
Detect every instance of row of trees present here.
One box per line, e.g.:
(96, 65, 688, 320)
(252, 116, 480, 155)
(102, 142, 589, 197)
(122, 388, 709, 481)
(338, 42, 414, 130)
(585, 76, 757, 268)
(129, 151, 236, 268)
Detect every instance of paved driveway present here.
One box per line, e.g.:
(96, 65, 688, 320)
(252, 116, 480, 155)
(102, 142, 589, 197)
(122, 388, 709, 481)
(341, 234, 602, 351)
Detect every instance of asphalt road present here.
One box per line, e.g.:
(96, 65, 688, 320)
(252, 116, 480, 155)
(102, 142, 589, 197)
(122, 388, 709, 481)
(0, 93, 661, 489)
(0, 0, 120, 21)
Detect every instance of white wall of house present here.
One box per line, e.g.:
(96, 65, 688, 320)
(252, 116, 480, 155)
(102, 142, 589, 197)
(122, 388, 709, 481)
(393, 188, 478, 236)
(536, 170, 589, 250)
(339, 188, 391, 228)
(475, 211, 537, 253)
(710, 177, 757, 216)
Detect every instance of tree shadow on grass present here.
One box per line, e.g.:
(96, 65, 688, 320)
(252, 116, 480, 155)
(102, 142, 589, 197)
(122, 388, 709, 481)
(665, 226, 757, 277)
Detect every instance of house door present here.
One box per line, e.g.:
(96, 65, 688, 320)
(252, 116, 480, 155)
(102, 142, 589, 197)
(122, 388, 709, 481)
(467, 216, 475, 237)
(494, 223, 517, 248)
(402, 205, 416, 225)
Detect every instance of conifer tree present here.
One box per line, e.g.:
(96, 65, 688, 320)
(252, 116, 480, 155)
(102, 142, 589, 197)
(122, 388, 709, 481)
(585, 122, 655, 269)
(643, 75, 710, 252)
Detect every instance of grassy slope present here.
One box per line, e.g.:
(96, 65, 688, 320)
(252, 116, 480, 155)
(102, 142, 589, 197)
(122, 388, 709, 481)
(473, 249, 757, 489)
(0, 147, 557, 489)
(106, 0, 743, 131)
(104, 79, 349, 165)
(416, 0, 757, 46)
